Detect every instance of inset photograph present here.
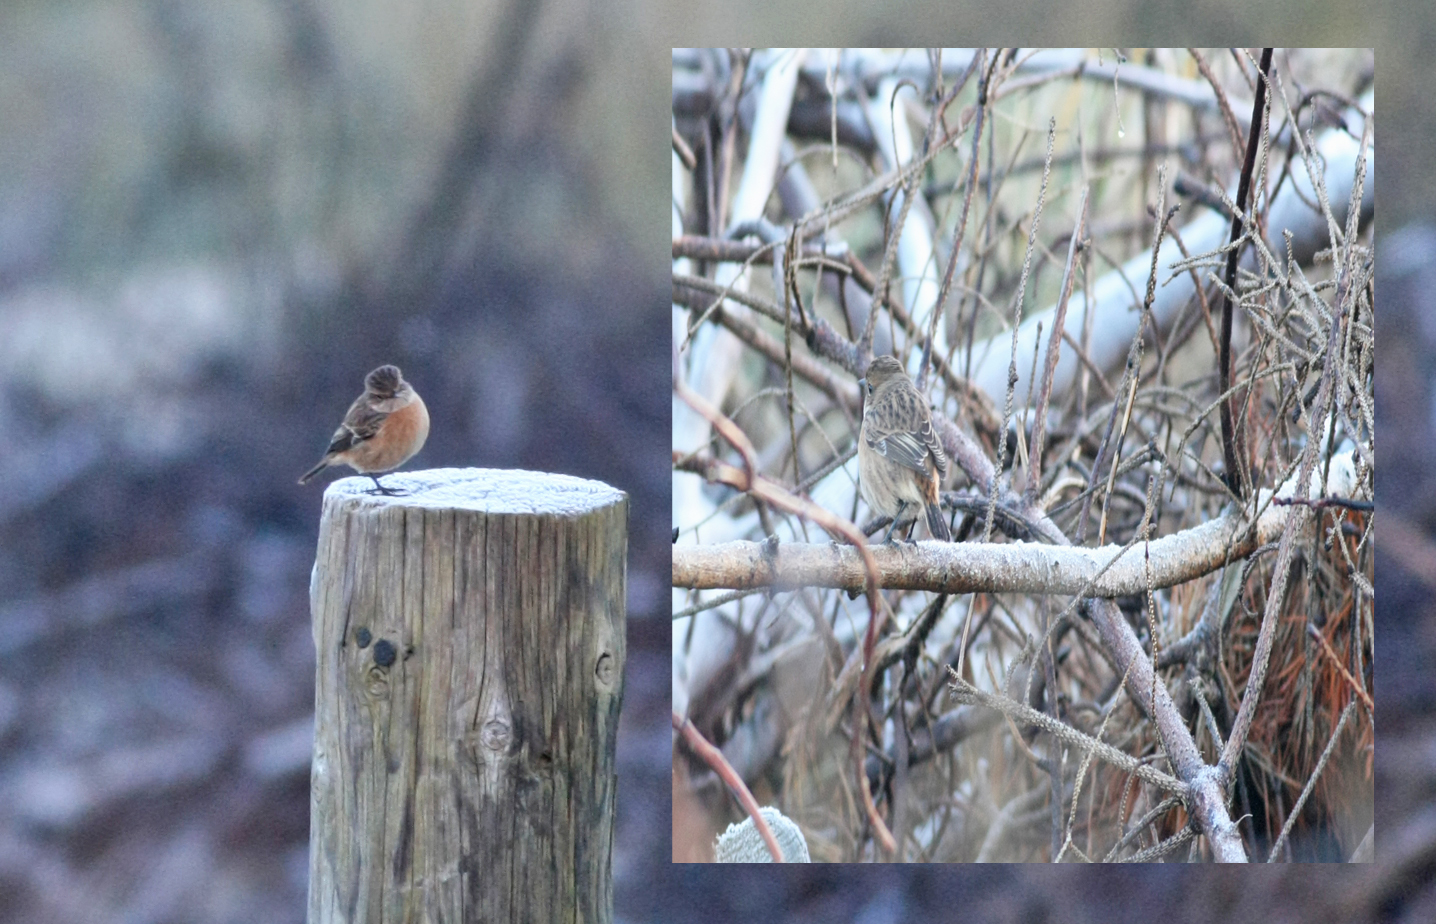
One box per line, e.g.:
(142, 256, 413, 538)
(673, 48, 1372, 863)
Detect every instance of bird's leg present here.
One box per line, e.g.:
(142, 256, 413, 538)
(882, 501, 908, 544)
(367, 474, 406, 496)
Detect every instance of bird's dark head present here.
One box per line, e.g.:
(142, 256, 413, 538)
(365, 364, 404, 397)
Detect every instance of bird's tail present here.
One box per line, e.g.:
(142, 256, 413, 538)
(926, 502, 952, 542)
(299, 459, 329, 484)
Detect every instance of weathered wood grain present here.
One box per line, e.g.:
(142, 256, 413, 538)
(307, 468, 626, 923)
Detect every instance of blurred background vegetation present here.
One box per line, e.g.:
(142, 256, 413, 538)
(0, 1, 668, 921)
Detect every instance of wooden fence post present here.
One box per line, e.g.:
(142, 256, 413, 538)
(307, 468, 626, 923)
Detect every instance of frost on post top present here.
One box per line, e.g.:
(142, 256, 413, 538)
(324, 467, 626, 516)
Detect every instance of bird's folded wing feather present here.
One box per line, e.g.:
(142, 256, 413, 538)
(865, 429, 930, 474)
(325, 400, 387, 454)
(919, 419, 949, 478)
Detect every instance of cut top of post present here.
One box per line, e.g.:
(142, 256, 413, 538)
(322, 467, 626, 516)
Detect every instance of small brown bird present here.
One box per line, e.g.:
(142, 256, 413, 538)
(300, 364, 430, 495)
(857, 355, 951, 543)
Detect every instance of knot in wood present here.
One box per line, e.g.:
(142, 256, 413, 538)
(364, 667, 390, 698)
(480, 718, 511, 752)
(595, 651, 616, 688)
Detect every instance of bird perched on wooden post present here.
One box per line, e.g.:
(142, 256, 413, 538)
(300, 364, 430, 495)
(857, 355, 951, 543)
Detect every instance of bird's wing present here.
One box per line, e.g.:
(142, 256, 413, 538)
(919, 416, 949, 478)
(324, 397, 387, 454)
(865, 428, 931, 475)
(866, 387, 947, 477)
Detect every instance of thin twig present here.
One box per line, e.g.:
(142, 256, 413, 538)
(673, 711, 785, 861)
(1026, 185, 1089, 507)
(1306, 621, 1374, 714)
(947, 671, 1186, 795)
(983, 116, 1055, 545)
(1217, 47, 1272, 501)
(1187, 48, 1245, 158)
(919, 49, 986, 391)
(1265, 700, 1358, 862)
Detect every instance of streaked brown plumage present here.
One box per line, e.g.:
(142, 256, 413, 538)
(857, 355, 951, 543)
(299, 364, 429, 495)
